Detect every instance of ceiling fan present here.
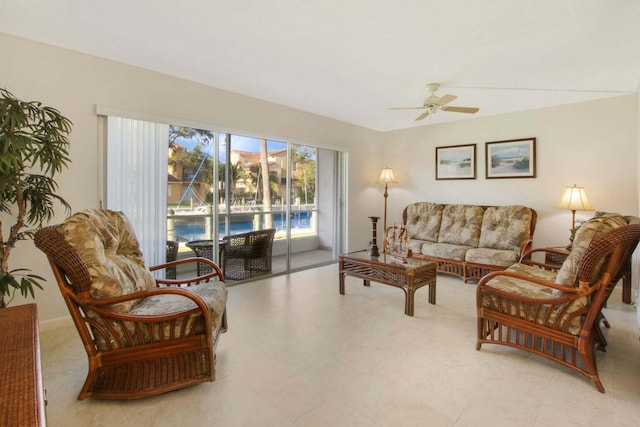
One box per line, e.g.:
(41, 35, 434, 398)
(388, 83, 479, 121)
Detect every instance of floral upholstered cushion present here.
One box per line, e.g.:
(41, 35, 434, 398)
(478, 205, 532, 251)
(420, 242, 472, 261)
(482, 263, 586, 335)
(57, 209, 155, 312)
(464, 247, 519, 267)
(555, 213, 627, 286)
(405, 202, 444, 242)
(485, 263, 557, 295)
(88, 282, 228, 351)
(437, 205, 484, 247)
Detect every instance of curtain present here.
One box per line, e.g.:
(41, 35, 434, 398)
(106, 116, 169, 270)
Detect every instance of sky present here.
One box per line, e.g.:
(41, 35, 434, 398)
(175, 133, 287, 162)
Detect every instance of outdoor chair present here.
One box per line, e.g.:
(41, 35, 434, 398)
(165, 240, 178, 279)
(221, 228, 276, 281)
(34, 209, 228, 400)
(476, 214, 640, 393)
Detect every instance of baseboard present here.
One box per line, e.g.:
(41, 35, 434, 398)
(39, 315, 74, 332)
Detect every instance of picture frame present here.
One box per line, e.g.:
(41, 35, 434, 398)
(435, 144, 476, 180)
(485, 137, 536, 179)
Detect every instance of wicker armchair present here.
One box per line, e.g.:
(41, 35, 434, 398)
(476, 214, 640, 393)
(34, 209, 228, 400)
(221, 229, 276, 281)
(165, 240, 179, 279)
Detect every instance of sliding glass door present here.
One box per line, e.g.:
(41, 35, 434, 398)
(165, 126, 341, 279)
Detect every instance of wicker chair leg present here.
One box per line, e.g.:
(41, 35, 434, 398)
(580, 341, 604, 393)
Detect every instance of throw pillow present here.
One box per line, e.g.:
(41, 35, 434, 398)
(555, 213, 627, 286)
(58, 209, 155, 312)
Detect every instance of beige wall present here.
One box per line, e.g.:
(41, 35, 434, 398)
(381, 94, 638, 250)
(0, 33, 382, 325)
(1, 32, 638, 325)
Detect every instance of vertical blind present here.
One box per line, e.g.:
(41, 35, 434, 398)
(106, 116, 169, 269)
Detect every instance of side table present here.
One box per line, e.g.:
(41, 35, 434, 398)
(544, 246, 570, 266)
(0, 304, 46, 426)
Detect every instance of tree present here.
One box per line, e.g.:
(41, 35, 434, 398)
(292, 145, 316, 204)
(0, 88, 72, 307)
(259, 139, 273, 229)
(168, 126, 214, 206)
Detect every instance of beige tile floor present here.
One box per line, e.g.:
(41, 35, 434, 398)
(41, 264, 640, 426)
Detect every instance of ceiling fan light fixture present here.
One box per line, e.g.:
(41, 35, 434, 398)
(390, 82, 480, 121)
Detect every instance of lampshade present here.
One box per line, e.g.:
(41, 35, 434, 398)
(377, 167, 398, 184)
(555, 185, 594, 211)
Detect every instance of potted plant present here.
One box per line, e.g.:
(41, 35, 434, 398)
(0, 88, 72, 308)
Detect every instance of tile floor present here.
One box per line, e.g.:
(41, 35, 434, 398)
(41, 264, 640, 426)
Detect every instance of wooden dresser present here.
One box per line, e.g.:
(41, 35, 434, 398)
(0, 303, 46, 426)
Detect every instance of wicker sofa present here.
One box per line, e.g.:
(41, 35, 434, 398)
(397, 202, 537, 282)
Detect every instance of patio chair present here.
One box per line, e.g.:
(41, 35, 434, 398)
(221, 228, 276, 280)
(476, 214, 640, 393)
(165, 240, 178, 279)
(34, 209, 228, 400)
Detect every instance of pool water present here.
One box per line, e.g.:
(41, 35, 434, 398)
(173, 211, 312, 242)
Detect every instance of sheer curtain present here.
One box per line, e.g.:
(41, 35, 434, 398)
(105, 116, 169, 270)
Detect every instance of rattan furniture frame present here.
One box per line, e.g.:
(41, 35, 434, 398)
(403, 204, 537, 282)
(339, 250, 436, 316)
(476, 220, 640, 393)
(0, 304, 45, 426)
(220, 228, 276, 281)
(165, 240, 179, 279)
(35, 226, 228, 400)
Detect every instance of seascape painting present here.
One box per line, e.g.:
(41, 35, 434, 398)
(485, 138, 536, 179)
(435, 144, 476, 180)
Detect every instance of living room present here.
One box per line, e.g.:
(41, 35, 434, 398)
(1, 1, 640, 425)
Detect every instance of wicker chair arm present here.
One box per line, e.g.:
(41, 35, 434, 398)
(82, 287, 212, 322)
(151, 257, 224, 285)
(517, 238, 534, 260)
(519, 247, 568, 271)
(83, 286, 215, 353)
(477, 269, 590, 300)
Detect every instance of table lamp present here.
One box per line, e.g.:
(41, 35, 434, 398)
(555, 184, 594, 243)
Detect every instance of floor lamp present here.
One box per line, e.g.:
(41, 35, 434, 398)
(377, 167, 398, 235)
(555, 184, 594, 245)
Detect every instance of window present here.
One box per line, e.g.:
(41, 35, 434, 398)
(102, 115, 344, 280)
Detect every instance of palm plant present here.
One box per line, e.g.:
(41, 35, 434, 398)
(0, 88, 72, 307)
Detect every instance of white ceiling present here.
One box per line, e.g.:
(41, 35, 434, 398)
(1, 0, 639, 131)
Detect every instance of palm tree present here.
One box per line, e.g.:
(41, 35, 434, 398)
(259, 139, 273, 229)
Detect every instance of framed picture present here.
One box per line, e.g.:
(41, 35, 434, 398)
(435, 144, 476, 180)
(485, 137, 536, 179)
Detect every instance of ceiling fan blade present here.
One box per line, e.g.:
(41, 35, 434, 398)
(436, 94, 457, 106)
(387, 106, 423, 110)
(414, 111, 430, 121)
(441, 106, 479, 114)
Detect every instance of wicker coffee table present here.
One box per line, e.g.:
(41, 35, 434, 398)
(339, 250, 437, 316)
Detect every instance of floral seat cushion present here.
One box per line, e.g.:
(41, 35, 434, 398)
(480, 263, 586, 335)
(464, 247, 519, 267)
(419, 241, 472, 261)
(90, 281, 228, 351)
